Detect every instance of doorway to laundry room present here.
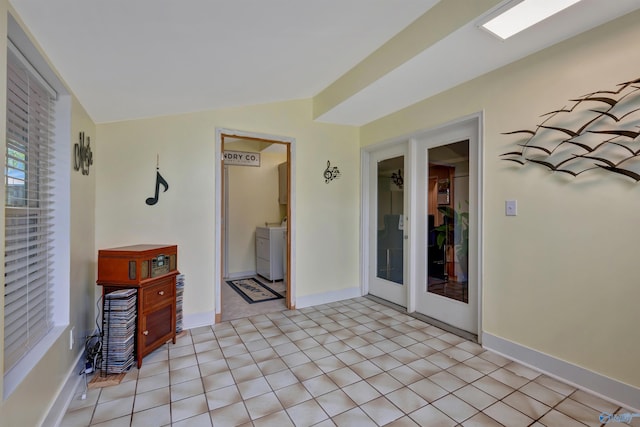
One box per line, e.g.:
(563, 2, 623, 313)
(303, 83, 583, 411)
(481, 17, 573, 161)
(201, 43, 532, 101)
(216, 130, 295, 322)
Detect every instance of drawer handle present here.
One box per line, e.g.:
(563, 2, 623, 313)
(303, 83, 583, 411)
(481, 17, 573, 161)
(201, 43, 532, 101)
(158, 290, 165, 296)
(143, 330, 149, 336)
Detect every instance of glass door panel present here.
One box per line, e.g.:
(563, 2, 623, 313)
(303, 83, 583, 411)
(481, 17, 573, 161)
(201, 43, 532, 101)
(427, 141, 469, 303)
(377, 156, 404, 285)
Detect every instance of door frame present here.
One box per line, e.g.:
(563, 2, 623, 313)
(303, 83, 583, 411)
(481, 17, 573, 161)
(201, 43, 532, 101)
(215, 128, 296, 322)
(360, 112, 484, 341)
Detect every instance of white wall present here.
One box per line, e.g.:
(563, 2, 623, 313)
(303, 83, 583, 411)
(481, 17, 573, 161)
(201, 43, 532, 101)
(96, 100, 359, 322)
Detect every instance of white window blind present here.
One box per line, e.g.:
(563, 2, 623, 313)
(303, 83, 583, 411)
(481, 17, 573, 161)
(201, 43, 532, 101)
(4, 47, 56, 373)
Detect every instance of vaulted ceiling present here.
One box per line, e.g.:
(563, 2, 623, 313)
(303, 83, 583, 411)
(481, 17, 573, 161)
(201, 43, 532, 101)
(9, 0, 640, 125)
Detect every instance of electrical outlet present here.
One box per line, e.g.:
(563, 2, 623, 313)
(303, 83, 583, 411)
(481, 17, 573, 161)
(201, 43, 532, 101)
(69, 326, 75, 350)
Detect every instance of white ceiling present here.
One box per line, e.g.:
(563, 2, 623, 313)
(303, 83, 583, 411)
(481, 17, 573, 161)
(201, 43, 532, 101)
(9, 0, 640, 125)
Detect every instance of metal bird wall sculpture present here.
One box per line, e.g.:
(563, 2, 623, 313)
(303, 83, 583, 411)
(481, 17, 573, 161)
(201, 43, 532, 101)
(501, 77, 640, 181)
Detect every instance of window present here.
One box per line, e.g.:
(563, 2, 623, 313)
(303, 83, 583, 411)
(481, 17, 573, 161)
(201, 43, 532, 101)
(4, 43, 57, 374)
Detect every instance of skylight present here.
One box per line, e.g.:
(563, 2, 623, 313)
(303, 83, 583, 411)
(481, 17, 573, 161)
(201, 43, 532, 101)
(482, 0, 583, 40)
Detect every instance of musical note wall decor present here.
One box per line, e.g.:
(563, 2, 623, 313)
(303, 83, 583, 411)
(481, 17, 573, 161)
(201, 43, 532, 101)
(500, 77, 640, 181)
(323, 160, 341, 183)
(146, 155, 169, 205)
(74, 131, 93, 175)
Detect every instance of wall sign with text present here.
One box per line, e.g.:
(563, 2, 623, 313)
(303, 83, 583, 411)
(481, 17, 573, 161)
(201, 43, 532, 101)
(223, 151, 261, 167)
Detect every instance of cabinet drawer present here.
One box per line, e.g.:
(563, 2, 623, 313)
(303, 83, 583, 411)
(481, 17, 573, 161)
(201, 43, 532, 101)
(256, 237, 270, 260)
(142, 279, 175, 309)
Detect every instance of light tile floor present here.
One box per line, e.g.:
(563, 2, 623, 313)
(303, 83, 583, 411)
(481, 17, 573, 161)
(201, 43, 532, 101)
(61, 297, 635, 427)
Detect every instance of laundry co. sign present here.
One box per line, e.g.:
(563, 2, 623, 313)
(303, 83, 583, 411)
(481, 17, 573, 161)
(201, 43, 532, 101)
(223, 150, 260, 167)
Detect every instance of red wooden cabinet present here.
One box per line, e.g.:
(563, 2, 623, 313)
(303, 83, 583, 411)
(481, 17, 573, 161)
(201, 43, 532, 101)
(97, 244, 178, 368)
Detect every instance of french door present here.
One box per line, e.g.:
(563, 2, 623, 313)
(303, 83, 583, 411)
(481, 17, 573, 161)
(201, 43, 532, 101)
(364, 116, 481, 335)
(412, 121, 479, 334)
(368, 144, 408, 307)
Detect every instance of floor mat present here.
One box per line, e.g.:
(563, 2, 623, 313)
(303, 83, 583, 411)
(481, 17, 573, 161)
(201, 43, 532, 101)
(226, 278, 284, 304)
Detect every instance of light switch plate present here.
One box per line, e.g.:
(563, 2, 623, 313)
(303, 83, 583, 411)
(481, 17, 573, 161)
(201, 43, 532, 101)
(506, 200, 517, 216)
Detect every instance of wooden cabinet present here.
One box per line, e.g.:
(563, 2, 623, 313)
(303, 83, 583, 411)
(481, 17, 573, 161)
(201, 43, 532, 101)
(256, 227, 285, 281)
(139, 277, 175, 354)
(97, 244, 178, 368)
(278, 162, 288, 205)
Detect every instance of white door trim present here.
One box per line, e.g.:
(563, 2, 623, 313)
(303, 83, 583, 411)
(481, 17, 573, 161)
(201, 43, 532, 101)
(360, 148, 370, 297)
(215, 128, 296, 319)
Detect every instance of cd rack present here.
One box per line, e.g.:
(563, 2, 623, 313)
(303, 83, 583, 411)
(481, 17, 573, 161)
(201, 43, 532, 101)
(101, 288, 137, 375)
(176, 274, 184, 334)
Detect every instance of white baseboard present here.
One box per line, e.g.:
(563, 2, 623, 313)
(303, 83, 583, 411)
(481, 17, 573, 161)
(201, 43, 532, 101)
(482, 333, 640, 412)
(42, 351, 85, 427)
(183, 310, 216, 329)
(295, 286, 361, 309)
(225, 271, 256, 280)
